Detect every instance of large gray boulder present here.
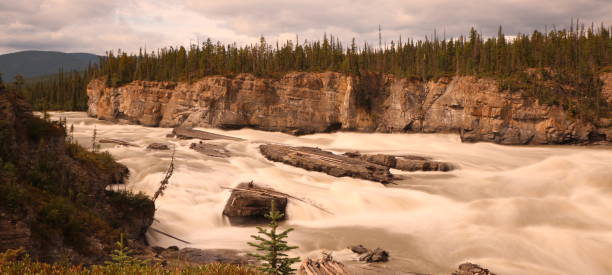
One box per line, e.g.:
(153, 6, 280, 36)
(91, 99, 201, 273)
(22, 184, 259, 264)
(222, 182, 288, 225)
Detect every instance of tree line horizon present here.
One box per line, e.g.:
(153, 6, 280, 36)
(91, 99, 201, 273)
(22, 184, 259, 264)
(6, 22, 611, 121)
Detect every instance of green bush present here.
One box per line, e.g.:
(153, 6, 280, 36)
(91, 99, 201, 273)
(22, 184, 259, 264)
(66, 143, 122, 173)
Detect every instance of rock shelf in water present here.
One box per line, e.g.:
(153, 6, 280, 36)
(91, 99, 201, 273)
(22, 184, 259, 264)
(259, 144, 394, 183)
(171, 127, 244, 141)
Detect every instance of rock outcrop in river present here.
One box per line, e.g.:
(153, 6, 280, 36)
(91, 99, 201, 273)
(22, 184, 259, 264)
(260, 144, 394, 183)
(87, 72, 612, 145)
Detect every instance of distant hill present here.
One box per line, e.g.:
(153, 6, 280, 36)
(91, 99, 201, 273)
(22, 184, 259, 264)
(0, 50, 100, 81)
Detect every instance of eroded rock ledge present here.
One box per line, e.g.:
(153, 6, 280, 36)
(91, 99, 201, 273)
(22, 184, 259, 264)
(259, 144, 394, 183)
(87, 72, 611, 145)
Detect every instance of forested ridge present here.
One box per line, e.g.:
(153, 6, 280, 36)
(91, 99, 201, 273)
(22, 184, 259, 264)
(4, 23, 612, 121)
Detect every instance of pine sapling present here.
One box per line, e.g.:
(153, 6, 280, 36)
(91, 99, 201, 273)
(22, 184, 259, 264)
(248, 201, 300, 275)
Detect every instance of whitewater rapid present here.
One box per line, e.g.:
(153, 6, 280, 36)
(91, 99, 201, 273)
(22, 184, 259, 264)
(52, 112, 612, 275)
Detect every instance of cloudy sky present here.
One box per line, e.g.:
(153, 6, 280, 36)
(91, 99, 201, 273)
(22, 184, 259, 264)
(1, 0, 611, 55)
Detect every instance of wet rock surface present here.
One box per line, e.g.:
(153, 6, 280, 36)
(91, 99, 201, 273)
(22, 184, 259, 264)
(344, 152, 454, 172)
(452, 263, 496, 275)
(260, 144, 393, 183)
(146, 143, 170, 150)
(349, 245, 390, 263)
(189, 141, 230, 158)
(171, 127, 244, 141)
(222, 182, 288, 225)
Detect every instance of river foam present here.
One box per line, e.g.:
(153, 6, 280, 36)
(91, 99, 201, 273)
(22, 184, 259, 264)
(52, 112, 612, 275)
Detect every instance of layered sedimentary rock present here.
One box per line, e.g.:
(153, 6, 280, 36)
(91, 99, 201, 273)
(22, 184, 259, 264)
(259, 144, 394, 183)
(87, 72, 612, 145)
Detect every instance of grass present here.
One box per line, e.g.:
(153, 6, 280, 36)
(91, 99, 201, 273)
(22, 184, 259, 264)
(0, 249, 264, 275)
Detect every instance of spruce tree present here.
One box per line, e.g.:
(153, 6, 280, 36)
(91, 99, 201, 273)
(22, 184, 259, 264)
(248, 201, 300, 275)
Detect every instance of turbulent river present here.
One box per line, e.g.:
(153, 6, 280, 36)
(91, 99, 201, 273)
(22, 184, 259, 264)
(52, 112, 612, 275)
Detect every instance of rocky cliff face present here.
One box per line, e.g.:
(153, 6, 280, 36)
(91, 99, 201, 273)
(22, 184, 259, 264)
(87, 72, 612, 145)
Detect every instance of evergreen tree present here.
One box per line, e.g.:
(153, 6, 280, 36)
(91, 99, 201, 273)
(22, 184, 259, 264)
(248, 201, 300, 275)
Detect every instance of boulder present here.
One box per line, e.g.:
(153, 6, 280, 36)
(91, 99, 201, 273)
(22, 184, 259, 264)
(222, 182, 288, 225)
(349, 245, 390, 263)
(147, 143, 170, 150)
(452, 263, 496, 275)
(260, 144, 393, 183)
(172, 127, 244, 141)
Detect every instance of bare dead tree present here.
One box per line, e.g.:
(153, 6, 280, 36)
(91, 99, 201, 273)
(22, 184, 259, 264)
(91, 126, 99, 152)
(153, 145, 176, 202)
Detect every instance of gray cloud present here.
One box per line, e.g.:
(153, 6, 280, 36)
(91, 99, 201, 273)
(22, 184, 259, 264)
(186, 0, 612, 42)
(1, 0, 610, 55)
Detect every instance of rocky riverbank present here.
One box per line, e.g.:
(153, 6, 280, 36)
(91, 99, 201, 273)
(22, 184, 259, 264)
(0, 88, 155, 264)
(87, 72, 612, 145)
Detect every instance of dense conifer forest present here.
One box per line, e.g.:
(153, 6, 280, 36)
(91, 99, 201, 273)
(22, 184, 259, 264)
(7, 23, 612, 120)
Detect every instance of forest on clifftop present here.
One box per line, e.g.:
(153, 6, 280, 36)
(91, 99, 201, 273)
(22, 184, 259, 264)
(4, 22, 612, 121)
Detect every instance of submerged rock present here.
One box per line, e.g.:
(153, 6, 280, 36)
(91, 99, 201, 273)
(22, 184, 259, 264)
(344, 152, 454, 172)
(189, 142, 230, 158)
(260, 144, 393, 183)
(171, 127, 244, 141)
(99, 138, 139, 147)
(452, 263, 496, 275)
(222, 182, 288, 225)
(147, 143, 170, 150)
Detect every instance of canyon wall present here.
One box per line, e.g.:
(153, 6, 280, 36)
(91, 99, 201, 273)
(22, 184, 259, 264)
(87, 72, 612, 145)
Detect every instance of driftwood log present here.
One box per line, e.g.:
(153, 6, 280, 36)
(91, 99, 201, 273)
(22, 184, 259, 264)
(298, 253, 349, 275)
